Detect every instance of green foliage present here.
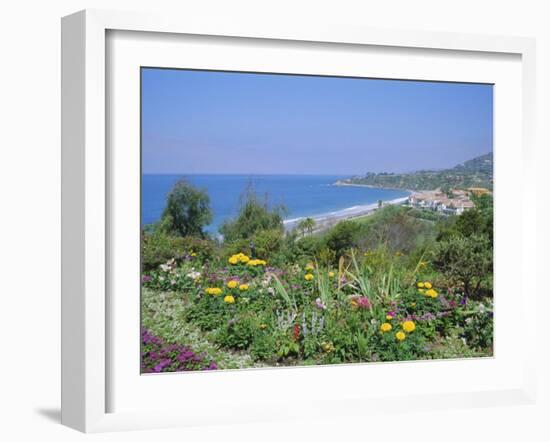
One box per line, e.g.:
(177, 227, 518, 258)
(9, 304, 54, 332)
(160, 179, 212, 238)
(141, 231, 215, 271)
(324, 220, 361, 258)
(215, 314, 258, 350)
(185, 295, 230, 331)
(432, 234, 492, 297)
(357, 206, 435, 253)
(296, 217, 316, 236)
(219, 186, 285, 242)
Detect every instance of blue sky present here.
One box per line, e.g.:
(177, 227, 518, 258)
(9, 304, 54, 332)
(141, 68, 493, 175)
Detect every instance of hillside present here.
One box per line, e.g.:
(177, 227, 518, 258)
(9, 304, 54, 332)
(340, 152, 493, 191)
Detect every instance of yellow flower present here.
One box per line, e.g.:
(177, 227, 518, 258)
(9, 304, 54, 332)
(228, 256, 239, 265)
(417, 282, 425, 288)
(380, 323, 392, 332)
(305, 262, 315, 271)
(239, 255, 250, 264)
(402, 320, 416, 333)
(239, 284, 249, 291)
(227, 280, 238, 289)
(304, 273, 314, 281)
(395, 331, 406, 341)
(410, 302, 416, 307)
(190, 251, 197, 257)
(418, 288, 425, 294)
(425, 288, 438, 298)
(424, 282, 432, 289)
(386, 315, 394, 320)
(247, 259, 267, 266)
(259, 323, 267, 329)
(328, 271, 335, 278)
(205, 287, 222, 295)
(223, 295, 235, 304)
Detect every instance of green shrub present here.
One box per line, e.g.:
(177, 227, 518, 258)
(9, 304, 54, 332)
(215, 313, 258, 350)
(184, 295, 230, 331)
(141, 232, 216, 271)
(324, 220, 361, 258)
(220, 185, 285, 241)
(432, 234, 492, 298)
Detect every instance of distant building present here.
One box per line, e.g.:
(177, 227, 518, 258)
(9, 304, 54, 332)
(468, 187, 492, 196)
(408, 189, 475, 216)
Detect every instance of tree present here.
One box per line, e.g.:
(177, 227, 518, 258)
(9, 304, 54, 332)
(297, 217, 316, 237)
(160, 179, 212, 238)
(432, 234, 492, 298)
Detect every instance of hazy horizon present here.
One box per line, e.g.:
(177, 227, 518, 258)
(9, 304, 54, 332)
(142, 68, 493, 175)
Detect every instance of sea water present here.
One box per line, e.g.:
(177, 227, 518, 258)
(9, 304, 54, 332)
(142, 174, 410, 234)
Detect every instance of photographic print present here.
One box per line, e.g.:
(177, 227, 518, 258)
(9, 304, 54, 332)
(140, 68, 493, 373)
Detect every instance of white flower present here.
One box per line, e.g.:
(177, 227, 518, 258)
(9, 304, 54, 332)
(159, 264, 171, 272)
(267, 287, 275, 295)
(186, 271, 201, 280)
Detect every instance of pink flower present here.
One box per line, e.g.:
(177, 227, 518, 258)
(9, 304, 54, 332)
(351, 296, 371, 309)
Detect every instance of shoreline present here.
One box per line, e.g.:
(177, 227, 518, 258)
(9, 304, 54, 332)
(283, 194, 410, 233)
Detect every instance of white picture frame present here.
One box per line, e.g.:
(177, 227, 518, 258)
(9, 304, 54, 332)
(61, 9, 537, 433)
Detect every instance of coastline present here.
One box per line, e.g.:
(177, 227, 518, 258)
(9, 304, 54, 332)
(283, 194, 410, 233)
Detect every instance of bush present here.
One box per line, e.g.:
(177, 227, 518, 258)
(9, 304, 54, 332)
(357, 206, 434, 253)
(215, 313, 258, 350)
(432, 234, 492, 298)
(220, 186, 285, 242)
(324, 220, 361, 258)
(141, 231, 187, 271)
(141, 232, 216, 271)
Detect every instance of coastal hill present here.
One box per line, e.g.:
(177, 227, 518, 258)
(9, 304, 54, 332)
(338, 152, 493, 191)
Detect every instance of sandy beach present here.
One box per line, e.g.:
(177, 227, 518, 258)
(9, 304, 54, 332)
(283, 193, 411, 234)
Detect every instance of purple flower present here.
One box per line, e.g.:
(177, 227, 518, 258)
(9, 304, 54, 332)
(141, 328, 218, 373)
(153, 359, 172, 372)
(315, 298, 327, 310)
(142, 275, 152, 283)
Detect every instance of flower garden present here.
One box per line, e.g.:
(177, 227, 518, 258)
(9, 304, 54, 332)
(141, 231, 493, 373)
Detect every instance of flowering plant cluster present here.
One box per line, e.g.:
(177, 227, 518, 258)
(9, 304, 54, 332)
(141, 243, 493, 371)
(141, 328, 218, 373)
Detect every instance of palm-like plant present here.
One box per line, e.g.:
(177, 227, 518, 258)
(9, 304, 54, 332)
(296, 217, 316, 237)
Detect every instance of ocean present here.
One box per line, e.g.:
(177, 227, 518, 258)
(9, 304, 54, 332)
(142, 174, 410, 234)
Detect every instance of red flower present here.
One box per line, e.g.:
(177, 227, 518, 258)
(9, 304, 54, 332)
(293, 323, 300, 340)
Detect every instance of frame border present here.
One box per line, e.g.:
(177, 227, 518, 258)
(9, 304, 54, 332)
(61, 9, 537, 432)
